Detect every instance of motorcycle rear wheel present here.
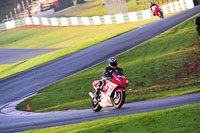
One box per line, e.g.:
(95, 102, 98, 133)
(113, 91, 125, 109)
(91, 98, 102, 112)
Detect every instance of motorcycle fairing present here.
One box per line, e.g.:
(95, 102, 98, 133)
(92, 80, 116, 107)
(99, 82, 118, 107)
(91, 71, 129, 108)
(153, 6, 161, 16)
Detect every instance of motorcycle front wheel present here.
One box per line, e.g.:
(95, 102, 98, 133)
(159, 11, 164, 19)
(91, 98, 102, 112)
(113, 91, 125, 109)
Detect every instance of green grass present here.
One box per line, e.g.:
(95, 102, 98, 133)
(55, 0, 103, 14)
(0, 17, 159, 79)
(0, 22, 147, 48)
(16, 15, 200, 112)
(21, 103, 200, 133)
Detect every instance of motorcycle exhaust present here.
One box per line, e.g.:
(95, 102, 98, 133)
(89, 92, 94, 98)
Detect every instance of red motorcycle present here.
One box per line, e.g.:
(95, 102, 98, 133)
(89, 71, 129, 112)
(152, 6, 164, 19)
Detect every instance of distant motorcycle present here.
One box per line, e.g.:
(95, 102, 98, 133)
(89, 70, 129, 112)
(152, 5, 164, 19)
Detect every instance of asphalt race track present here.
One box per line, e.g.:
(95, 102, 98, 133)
(0, 6, 200, 133)
(0, 48, 61, 65)
(0, 92, 200, 133)
(48, 4, 101, 17)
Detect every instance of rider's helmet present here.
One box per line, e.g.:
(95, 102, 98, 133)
(108, 57, 118, 68)
(149, 1, 153, 6)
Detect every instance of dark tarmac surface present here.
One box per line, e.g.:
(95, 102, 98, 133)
(0, 6, 200, 133)
(48, 4, 101, 17)
(0, 92, 199, 133)
(0, 48, 61, 65)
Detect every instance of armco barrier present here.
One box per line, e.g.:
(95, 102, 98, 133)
(0, 0, 194, 31)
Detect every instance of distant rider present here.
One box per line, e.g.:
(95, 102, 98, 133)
(149, 1, 160, 16)
(95, 57, 124, 99)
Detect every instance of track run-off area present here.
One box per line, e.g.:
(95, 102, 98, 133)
(0, 5, 200, 133)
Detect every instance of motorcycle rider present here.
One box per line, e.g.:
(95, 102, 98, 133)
(95, 57, 123, 99)
(149, 1, 160, 16)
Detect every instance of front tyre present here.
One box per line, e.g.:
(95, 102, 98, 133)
(159, 11, 164, 19)
(91, 98, 102, 112)
(113, 91, 125, 109)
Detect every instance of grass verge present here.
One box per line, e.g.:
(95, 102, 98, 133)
(16, 15, 200, 112)
(1, 21, 153, 48)
(21, 103, 200, 133)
